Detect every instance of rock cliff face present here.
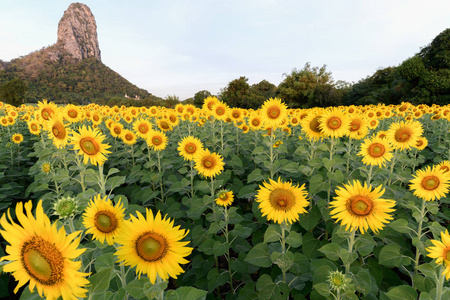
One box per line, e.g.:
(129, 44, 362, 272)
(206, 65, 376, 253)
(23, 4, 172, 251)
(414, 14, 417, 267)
(57, 3, 101, 61)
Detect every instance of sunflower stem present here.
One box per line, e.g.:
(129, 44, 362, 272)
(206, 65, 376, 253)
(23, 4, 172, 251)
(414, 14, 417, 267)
(120, 264, 129, 300)
(210, 177, 216, 213)
(387, 149, 398, 185)
(220, 120, 224, 153)
(224, 206, 234, 292)
(345, 229, 356, 274)
(189, 160, 195, 199)
(98, 164, 106, 197)
(346, 138, 352, 175)
(280, 224, 287, 284)
(436, 265, 446, 300)
(414, 198, 427, 274)
(157, 151, 164, 203)
(269, 127, 275, 180)
(367, 164, 374, 186)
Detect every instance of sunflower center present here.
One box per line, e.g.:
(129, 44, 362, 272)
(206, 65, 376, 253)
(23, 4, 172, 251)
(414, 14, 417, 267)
(160, 121, 170, 129)
(252, 119, 261, 126)
(152, 136, 162, 146)
(31, 124, 38, 131)
(185, 143, 196, 154)
(219, 192, 228, 200)
(309, 117, 322, 133)
(421, 176, 440, 190)
(350, 120, 361, 131)
(170, 115, 177, 122)
(41, 108, 53, 120)
(80, 137, 100, 155)
(135, 232, 168, 262)
(21, 236, 64, 286)
(268, 106, 281, 119)
(202, 157, 216, 169)
(394, 127, 413, 142)
(416, 140, 423, 147)
(125, 133, 133, 141)
(94, 211, 118, 233)
(68, 109, 78, 118)
(139, 124, 149, 133)
(348, 196, 374, 216)
(216, 107, 225, 116)
(114, 127, 122, 134)
(42, 163, 51, 173)
(52, 122, 66, 139)
(327, 117, 342, 129)
(446, 249, 450, 261)
(269, 189, 296, 211)
(368, 143, 385, 158)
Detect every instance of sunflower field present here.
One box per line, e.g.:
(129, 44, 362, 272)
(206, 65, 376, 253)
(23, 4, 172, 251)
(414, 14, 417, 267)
(1, 98, 450, 300)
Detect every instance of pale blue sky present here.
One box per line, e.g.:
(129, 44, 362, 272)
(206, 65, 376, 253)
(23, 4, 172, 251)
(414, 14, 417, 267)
(1, 0, 449, 99)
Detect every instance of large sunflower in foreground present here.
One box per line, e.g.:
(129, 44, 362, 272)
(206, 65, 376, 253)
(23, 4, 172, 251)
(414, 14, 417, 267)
(255, 178, 309, 224)
(426, 229, 450, 279)
(114, 208, 193, 284)
(260, 98, 288, 128)
(71, 125, 111, 166)
(319, 107, 350, 138)
(358, 137, 393, 168)
(385, 120, 423, 150)
(177, 136, 204, 161)
(193, 148, 224, 178)
(329, 180, 396, 234)
(409, 166, 450, 201)
(0, 200, 89, 299)
(83, 195, 125, 245)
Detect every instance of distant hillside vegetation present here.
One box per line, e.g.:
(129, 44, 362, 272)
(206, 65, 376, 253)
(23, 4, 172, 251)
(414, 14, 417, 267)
(0, 45, 161, 105)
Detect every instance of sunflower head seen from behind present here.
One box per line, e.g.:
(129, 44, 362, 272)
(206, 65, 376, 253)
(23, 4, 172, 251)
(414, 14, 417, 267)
(114, 208, 193, 284)
(255, 177, 309, 224)
(329, 180, 396, 234)
(0, 200, 89, 299)
(71, 125, 111, 166)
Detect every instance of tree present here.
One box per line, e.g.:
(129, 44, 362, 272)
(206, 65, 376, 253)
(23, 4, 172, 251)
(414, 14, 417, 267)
(193, 90, 211, 107)
(419, 28, 450, 70)
(164, 95, 180, 108)
(0, 78, 27, 106)
(277, 62, 333, 108)
(220, 76, 251, 108)
(251, 80, 277, 100)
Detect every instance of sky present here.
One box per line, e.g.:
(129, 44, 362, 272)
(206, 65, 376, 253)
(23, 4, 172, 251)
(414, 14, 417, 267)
(1, 0, 450, 100)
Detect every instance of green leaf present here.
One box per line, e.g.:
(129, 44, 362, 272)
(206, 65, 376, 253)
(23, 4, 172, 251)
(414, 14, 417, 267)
(286, 230, 302, 248)
(213, 240, 230, 257)
(245, 243, 272, 268)
(207, 268, 228, 291)
(389, 219, 411, 234)
(19, 288, 42, 300)
(230, 224, 252, 239)
(89, 268, 114, 295)
(298, 205, 321, 231)
(165, 287, 207, 300)
(247, 168, 266, 183)
(256, 274, 290, 300)
(238, 183, 257, 199)
(270, 251, 294, 273)
(107, 167, 121, 177)
(281, 161, 299, 173)
(384, 285, 417, 300)
(379, 243, 410, 268)
(318, 243, 340, 261)
(124, 278, 151, 299)
(416, 263, 438, 282)
(106, 175, 126, 191)
(264, 225, 281, 243)
(144, 281, 168, 299)
(354, 234, 377, 256)
(94, 252, 116, 272)
(313, 283, 331, 297)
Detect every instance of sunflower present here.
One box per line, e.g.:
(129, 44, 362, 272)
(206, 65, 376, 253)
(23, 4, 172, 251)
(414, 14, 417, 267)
(193, 148, 224, 178)
(64, 104, 82, 123)
(121, 129, 137, 145)
(157, 119, 173, 132)
(260, 98, 288, 128)
(46, 114, 70, 149)
(133, 118, 152, 139)
(215, 190, 234, 207)
(27, 120, 41, 136)
(368, 119, 379, 130)
(0, 200, 89, 299)
(211, 101, 229, 121)
(255, 178, 309, 224)
(348, 114, 369, 140)
(147, 130, 168, 151)
(82, 195, 125, 245)
(319, 107, 350, 138)
(414, 136, 428, 150)
(71, 125, 111, 166)
(110, 122, 124, 138)
(177, 136, 204, 161)
(11, 133, 24, 144)
(426, 229, 450, 279)
(248, 113, 263, 131)
(114, 208, 193, 284)
(437, 161, 450, 175)
(386, 120, 423, 151)
(409, 166, 450, 201)
(358, 137, 393, 168)
(37, 100, 58, 121)
(300, 109, 324, 141)
(329, 180, 396, 234)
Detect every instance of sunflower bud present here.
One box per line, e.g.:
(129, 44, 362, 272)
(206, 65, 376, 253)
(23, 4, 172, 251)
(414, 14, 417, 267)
(53, 196, 79, 219)
(327, 270, 350, 292)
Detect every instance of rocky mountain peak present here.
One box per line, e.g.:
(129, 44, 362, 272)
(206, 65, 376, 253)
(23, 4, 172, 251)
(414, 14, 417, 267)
(57, 3, 101, 61)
